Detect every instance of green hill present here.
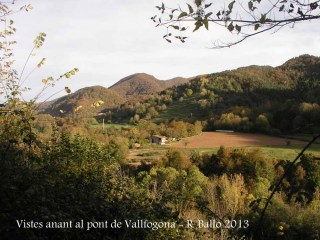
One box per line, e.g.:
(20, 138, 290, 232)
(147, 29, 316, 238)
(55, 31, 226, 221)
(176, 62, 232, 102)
(43, 86, 125, 117)
(153, 55, 320, 133)
(109, 73, 190, 95)
(42, 55, 320, 134)
(42, 73, 191, 117)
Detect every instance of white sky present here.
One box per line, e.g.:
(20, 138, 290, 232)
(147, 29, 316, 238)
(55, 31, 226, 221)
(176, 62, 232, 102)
(8, 0, 320, 100)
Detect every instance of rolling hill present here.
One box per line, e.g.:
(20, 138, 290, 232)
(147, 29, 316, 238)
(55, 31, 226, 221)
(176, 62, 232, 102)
(42, 73, 191, 117)
(43, 86, 125, 117)
(109, 73, 190, 95)
(41, 55, 320, 126)
(152, 54, 320, 133)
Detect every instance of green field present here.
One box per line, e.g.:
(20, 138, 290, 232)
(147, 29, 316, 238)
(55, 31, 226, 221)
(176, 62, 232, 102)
(254, 144, 320, 160)
(282, 133, 320, 144)
(186, 144, 320, 161)
(152, 96, 205, 123)
(128, 142, 320, 164)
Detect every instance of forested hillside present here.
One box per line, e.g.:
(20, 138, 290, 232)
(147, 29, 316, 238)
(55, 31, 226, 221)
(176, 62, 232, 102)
(115, 54, 320, 134)
(109, 73, 190, 95)
(43, 73, 190, 117)
(43, 86, 125, 117)
(44, 55, 320, 136)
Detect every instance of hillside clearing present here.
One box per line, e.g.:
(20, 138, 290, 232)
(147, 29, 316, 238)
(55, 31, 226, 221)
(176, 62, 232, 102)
(152, 96, 205, 123)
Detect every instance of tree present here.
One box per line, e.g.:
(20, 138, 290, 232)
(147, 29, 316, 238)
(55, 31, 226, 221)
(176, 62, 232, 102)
(153, 0, 320, 48)
(0, 1, 78, 155)
(163, 149, 191, 170)
(255, 114, 271, 131)
(186, 88, 193, 96)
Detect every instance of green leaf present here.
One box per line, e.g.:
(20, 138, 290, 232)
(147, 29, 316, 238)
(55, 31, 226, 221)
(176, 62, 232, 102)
(297, 8, 304, 16)
(205, 12, 213, 18)
(260, 14, 266, 23)
(171, 25, 180, 30)
(216, 11, 221, 18)
(254, 23, 260, 30)
(193, 21, 202, 32)
(64, 87, 71, 94)
(203, 19, 209, 30)
(205, 3, 213, 9)
(248, 1, 253, 10)
(187, 4, 194, 14)
(235, 24, 241, 32)
(178, 12, 188, 19)
(279, 4, 285, 12)
(195, 0, 202, 7)
(310, 2, 318, 10)
(227, 22, 234, 32)
(228, 1, 235, 11)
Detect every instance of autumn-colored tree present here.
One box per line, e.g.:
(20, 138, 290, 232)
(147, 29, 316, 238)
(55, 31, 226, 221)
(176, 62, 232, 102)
(163, 149, 191, 170)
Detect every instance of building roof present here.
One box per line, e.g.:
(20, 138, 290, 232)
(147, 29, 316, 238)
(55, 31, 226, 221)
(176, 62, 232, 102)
(151, 135, 167, 139)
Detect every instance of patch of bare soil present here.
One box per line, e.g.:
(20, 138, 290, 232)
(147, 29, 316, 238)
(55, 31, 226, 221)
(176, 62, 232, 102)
(170, 132, 305, 148)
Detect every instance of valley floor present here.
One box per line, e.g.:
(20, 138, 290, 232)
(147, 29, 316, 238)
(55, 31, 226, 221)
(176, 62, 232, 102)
(169, 132, 305, 148)
(127, 132, 320, 163)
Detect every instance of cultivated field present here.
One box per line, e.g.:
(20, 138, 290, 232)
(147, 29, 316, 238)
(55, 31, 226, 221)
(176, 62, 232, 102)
(127, 132, 320, 163)
(170, 132, 305, 148)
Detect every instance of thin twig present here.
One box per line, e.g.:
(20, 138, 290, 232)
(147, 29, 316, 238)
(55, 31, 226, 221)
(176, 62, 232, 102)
(257, 133, 320, 239)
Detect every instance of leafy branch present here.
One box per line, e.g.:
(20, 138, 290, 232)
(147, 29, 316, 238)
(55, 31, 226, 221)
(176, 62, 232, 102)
(0, 0, 79, 151)
(152, 0, 320, 48)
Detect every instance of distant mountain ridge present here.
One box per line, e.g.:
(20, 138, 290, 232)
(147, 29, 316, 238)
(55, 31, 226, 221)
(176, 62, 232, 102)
(41, 55, 320, 118)
(109, 73, 190, 95)
(42, 73, 191, 116)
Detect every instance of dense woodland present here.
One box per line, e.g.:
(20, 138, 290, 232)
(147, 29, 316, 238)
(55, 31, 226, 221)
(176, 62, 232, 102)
(2, 132, 320, 239)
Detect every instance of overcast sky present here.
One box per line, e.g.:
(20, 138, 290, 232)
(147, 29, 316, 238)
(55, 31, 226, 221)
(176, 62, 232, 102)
(9, 0, 320, 100)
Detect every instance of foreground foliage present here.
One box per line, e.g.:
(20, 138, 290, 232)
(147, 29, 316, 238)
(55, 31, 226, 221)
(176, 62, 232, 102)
(1, 126, 319, 239)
